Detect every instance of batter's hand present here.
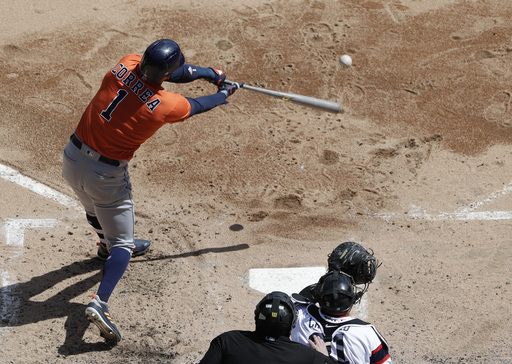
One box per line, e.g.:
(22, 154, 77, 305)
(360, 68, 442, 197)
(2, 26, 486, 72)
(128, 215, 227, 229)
(309, 335, 329, 356)
(218, 82, 239, 97)
(209, 68, 226, 85)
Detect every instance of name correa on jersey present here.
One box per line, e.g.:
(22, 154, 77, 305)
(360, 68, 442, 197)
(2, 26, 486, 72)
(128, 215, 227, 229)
(111, 63, 161, 112)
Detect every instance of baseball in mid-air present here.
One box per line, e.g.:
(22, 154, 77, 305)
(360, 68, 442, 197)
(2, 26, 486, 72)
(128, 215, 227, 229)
(339, 54, 352, 68)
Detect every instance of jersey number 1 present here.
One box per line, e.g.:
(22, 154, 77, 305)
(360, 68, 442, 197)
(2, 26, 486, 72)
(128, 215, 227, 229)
(101, 89, 128, 121)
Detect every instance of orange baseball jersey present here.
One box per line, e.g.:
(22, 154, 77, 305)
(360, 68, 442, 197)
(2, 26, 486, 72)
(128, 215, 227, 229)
(75, 54, 191, 161)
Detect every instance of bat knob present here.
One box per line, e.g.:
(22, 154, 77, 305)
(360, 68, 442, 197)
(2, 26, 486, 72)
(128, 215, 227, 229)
(224, 79, 244, 88)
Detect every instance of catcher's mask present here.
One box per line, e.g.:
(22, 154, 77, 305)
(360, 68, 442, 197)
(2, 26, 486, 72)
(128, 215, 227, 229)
(140, 39, 185, 84)
(315, 271, 362, 316)
(254, 291, 297, 337)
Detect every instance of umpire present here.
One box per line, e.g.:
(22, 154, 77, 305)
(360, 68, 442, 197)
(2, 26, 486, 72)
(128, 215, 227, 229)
(197, 291, 335, 364)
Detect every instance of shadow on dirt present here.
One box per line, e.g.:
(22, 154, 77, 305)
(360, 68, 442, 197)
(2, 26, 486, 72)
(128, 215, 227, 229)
(133, 243, 250, 263)
(0, 244, 249, 356)
(0, 257, 112, 355)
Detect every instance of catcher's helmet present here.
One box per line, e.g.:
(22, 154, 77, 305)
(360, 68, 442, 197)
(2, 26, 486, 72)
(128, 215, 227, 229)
(315, 271, 360, 316)
(254, 291, 297, 337)
(140, 39, 185, 84)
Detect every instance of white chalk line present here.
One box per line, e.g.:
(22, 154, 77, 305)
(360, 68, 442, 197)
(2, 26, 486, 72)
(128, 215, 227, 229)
(1, 218, 57, 253)
(378, 210, 512, 221)
(1, 162, 77, 332)
(1, 272, 19, 326)
(0, 218, 57, 328)
(375, 181, 512, 221)
(0, 163, 81, 211)
(456, 181, 512, 214)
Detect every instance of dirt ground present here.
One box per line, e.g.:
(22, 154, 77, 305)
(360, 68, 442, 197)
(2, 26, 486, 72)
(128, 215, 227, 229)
(1, 0, 512, 363)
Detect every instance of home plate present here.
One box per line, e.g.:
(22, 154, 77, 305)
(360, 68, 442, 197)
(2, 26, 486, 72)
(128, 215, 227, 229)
(249, 266, 326, 296)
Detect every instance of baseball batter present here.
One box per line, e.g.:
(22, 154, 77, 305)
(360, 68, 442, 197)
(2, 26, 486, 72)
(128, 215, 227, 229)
(62, 39, 238, 344)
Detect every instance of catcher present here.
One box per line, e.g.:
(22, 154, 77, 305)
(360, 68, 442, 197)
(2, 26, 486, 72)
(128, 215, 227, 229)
(293, 241, 380, 304)
(291, 271, 392, 363)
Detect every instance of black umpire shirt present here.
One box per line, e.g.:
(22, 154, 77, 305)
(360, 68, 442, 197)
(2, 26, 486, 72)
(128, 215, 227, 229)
(198, 330, 335, 364)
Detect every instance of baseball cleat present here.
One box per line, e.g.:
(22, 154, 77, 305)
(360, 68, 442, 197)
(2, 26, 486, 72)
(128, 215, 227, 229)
(132, 239, 151, 257)
(96, 239, 151, 260)
(97, 242, 109, 260)
(85, 294, 122, 344)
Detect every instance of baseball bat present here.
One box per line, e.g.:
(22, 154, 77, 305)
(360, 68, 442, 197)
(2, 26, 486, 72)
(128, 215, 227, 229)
(224, 80, 341, 114)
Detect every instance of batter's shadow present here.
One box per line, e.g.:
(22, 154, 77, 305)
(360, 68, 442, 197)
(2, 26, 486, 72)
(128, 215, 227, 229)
(132, 243, 250, 262)
(0, 257, 112, 356)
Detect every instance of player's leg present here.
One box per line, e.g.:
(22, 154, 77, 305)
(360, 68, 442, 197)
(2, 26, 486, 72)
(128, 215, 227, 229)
(94, 195, 135, 302)
(83, 162, 135, 343)
(85, 214, 110, 259)
(62, 142, 110, 258)
(63, 141, 123, 343)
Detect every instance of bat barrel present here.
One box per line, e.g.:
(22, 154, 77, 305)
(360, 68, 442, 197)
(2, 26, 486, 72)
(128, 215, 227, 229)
(224, 80, 341, 113)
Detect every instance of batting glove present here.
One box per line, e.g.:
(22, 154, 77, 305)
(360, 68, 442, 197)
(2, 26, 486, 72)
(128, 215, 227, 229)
(209, 68, 226, 86)
(218, 82, 240, 97)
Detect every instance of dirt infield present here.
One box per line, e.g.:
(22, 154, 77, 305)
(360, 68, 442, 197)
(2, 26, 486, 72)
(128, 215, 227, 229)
(1, 1, 511, 363)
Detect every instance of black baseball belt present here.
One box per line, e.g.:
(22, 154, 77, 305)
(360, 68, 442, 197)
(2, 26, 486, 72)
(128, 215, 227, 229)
(70, 134, 120, 167)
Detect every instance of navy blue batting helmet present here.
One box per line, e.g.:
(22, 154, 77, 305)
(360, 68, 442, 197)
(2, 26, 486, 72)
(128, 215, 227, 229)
(140, 39, 185, 84)
(254, 291, 297, 337)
